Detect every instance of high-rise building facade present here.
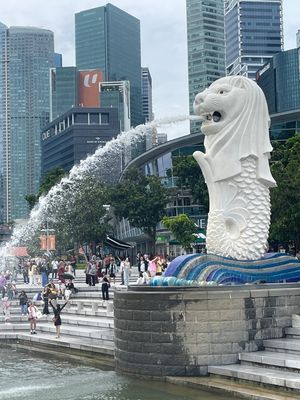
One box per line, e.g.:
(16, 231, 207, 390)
(141, 67, 154, 123)
(257, 48, 300, 141)
(0, 24, 54, 222)
(225, 0, 283, 79)
(297, 30, 300, 48)
(100, 81, 131, 132)
(41, 107, 119, 179)
(186, 0, 226, 134)
(50, 67, 78, 120)
(75, 3, 143, 127)
(54, 53, 62, 67)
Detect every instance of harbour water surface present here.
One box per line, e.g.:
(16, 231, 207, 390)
(0, 346, 235, 400)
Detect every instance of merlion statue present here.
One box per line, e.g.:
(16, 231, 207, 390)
(193, 76, 276, 260)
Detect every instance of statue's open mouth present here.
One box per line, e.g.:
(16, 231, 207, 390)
(203, 111, 222, 123)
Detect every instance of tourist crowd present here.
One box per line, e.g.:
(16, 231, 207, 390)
(0, 252, 171, 337)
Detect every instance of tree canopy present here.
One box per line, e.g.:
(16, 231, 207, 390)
(162, 214, 197, 250)
(171, 155, 208, 212)
(109, 167, 168, 248)
(25, 167, 66, 210)
(51, 176, 110, 252)
(270, 135, 300, 250)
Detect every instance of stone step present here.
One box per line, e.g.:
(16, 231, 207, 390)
(5, 289, 116, 299)
(58, 308, 113, 318)
(4, 299, 113, 314)
(208, 364, 300, 391)
(285, 327, 300, 338)
(263, 338, 300, 354)
(239, 351, 300, 370)
(0, 331, 114, 357)
(167, 376, 300, 400)
(0, 321, 114, 341)
(0, 314, 114, 328)
(1, 306, 113, 319)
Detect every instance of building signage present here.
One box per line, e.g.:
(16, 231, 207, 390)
(78, 69, 103, 107)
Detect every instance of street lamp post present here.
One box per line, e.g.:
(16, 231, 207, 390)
(40, 221, 55, 254)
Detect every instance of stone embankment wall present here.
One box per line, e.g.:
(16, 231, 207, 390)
(114, 285, 300, 377)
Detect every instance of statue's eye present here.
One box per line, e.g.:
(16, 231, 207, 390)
(218, 86, 230, 95)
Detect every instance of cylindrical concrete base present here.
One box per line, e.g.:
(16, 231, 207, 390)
(114, 284, 300, 377)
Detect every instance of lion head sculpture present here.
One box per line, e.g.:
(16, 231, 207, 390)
(193, 76, 276, 187)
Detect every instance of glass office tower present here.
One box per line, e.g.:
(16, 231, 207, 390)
(225, 0, 283, 79)
(141, 67, 154, 123)
(0, 25, 54, 222)
(75, 3, 142, 127)
(50, 67, 78, 120)
(257, 48, 300, 141)
(0, 23, 9, 223)
(186, 0, 226, 134)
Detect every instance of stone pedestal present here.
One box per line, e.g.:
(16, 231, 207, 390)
(114, 284, 300, 377)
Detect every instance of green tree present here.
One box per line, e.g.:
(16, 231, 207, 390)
(38, 167, 66, 196)
(162, 214, 197, 251)
(109, 167, 168, 250)
(52, 176, 110, 256)
(25, 167, 66, 210)
(171, 155, 208, 211)
(270, 135, 300, 250)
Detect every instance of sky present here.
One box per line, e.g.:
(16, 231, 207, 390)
(1, 0, 299, 138)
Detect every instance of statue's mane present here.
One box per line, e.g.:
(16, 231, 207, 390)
(204, 76, 276, 187)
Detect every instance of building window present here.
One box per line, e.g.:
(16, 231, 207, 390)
(89, 113, 99, 124)
(74, 113, 88, 124)
(100, 113, 109, 124)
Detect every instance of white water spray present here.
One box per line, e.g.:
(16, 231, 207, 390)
(0, 115, 201, 267)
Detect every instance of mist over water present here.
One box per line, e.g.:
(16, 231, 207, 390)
(0, 115, 201, 268)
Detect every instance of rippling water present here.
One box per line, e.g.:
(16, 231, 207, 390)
(0, 347, 233, 400)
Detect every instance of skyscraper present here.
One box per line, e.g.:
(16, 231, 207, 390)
(0, 24, 54, 222)
(50, 67, 78, 120)
(257, 48, 300, 141)
(225, 0, 283, 79)
(186, 0, 226, 134)
(141, 67, 154, 123)
(75, 3, 143, 127)
(100, 81, 131, 132)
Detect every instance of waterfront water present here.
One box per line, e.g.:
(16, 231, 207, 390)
(0, 347, 234, 400)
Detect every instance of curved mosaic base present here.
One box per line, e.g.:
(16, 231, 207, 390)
(150, 253, 300, 286)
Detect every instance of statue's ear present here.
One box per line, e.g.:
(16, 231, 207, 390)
(233, 76, 247, 89)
